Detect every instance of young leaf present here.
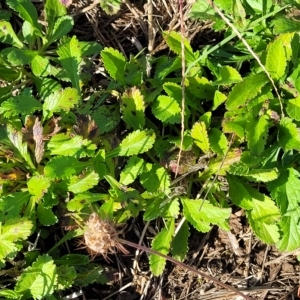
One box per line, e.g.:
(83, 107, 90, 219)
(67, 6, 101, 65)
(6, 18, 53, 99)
(119, 156, 145, 185)
(44, 156, 90, 179)
(101, 47, 126, 84)
(214, 66, 243, 85)
(0, 94, 42, 118)
(44, 0, 67, 31)
(15, 254, 57, 299)
(43, 88, 80, 119)
(246, 115, 269, 156)
(226, 73, 269, 110)
(209, 128, 228, 155)
(121, 87, 145, 129)
(191, 122, 210, 153)
(164, 31, 196, 63)
(265, 35, 287, 80)
(31, 55, 52, 77)
(152, 95, 181, 124)
(150, 218, 175, 276)
(27, 175, 51, 202)
(37, 203, 58, 225)
(278, 117, 300, 151)
(6, 0, 41, 33)
(57, 36, 81, 93)
(286, 96, 300, 121)
(67, 171, 99, 193)
(107, 130, 155, 158)
(181, 197, 231, 232)
(171, 220, 189, 261)
(0, 21, 23, 48)
(212, 90, 227, 110)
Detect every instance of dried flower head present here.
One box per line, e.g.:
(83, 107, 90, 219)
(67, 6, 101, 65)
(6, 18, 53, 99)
(83, 213, 128, 261)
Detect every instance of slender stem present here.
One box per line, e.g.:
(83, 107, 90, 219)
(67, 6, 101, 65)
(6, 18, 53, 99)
(118, 238, 255, 300)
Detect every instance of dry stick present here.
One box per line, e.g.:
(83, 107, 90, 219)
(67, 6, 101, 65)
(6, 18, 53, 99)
(119, 238, 255, 300)
(175, 0, 186, 178)
(206, 0, 284, 118)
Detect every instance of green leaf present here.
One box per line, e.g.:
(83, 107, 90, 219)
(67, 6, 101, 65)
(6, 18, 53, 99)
(55, 254, 89, 265)
(209, 128, 228, 155)
(0, 21, 23, 48)
(246, 196, 280, 244)
(74, 265, 106, 287)
(107, 129, 155, 158)
(91, 105, 120, 133)
(31, 55, 52, 77)
(191, 122, 210, 153)
(144, 197, 165, 221)
(2, 48, 37, 66)
(186, 77, 215, 100)
(27, 175, 51, 202)
(140, 163, 171, 193)
(45, 0, 67, 31)
(37, 203, 58, 225)
(171, 220, 189, 261)
(0, 64, 22, 82)
(119, 156, 145, 185)
(99, 0, 122, 15)
(47, 15, 74, 46)
(67, 171, 99, 193)
(22, 20, 36, 48)
(121, 87, 145, 129)
(0, 289, 19, 299)
(181, 198, 231, 232)
(265, 36, 287, 80)
(0, 94, 42, 118)
(214, 66, 243, 85)
(244, 168, 279, 182)
(43, 88, 80, 119)
(164, 31, 196, 63)
(272, 15, 300, 35)
(246, 115, 269, 156)
(101, 47, 126, 84)
(212, 90, 227, 110)
(286, 96, 300, 121)
(226, 73, 269, 110)
(79, 41, 103, 56)
(15, 254, 57, 299)
(6, 0, 41, 33)
(278, 117, 300, 151)
(150, 218, 175, 276)
(44, 156, 89, 179)
(33, 77, 62, 99)
(48, 134, 96, 157)
(152, 95, 181, 124)
(56, 265, 76, 290)
(57, 36, 81, 93)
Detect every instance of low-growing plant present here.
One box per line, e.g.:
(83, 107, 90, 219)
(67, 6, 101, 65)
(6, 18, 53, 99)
(1, 0, 300, 298)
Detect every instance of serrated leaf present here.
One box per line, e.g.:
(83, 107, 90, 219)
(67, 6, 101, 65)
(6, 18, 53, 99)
(182, 198, 231, 232)
(172, 220, 189, 261)
(0, 21, 23, 48)
(79, 41, 103, 56)
(244, 168, 279, 182)
(45, 0, 67, 31)
(144, 197, 165, 221)
(56, 265, 76, 290)
(278, 117, 300, 151)
(121, 87, 145, 129)
(43, 88, 80, 119)
(226, 74, 269, 110)
(119, 156, 145, 185)
(186, 77, 215, 100)
(209, 128, 228, 155)
(74, 265, 106, 287)
(47, 15, 74, 45)
(6, 0, 40, 30)
(31, 55, 52, 77)
(0, 289, 19, 299)
(33, 77, 62, 99)
(57, 36, 81, 93)
(0, 94, 42, 118)
(162, 198, 180, 218)
(265, 36, 287, 80)
(27, 175, 51, 202)
(44, 156, 89, 179)
(191, 122, 210, 153)
(272, 15, 300, 35)
(214, 66, 243, 85)
(140, 163, 171, 193)
(212, 90, 227, 110)
(91, 105, 120, 133)
(0, 64, 22, 82)
(246, 115, 269, 156)
(152, 95, 181, 124)
(246, 196, 280, 244)
(286, 96, 300, 121)
(99, 0, 122, 14)
(2, 48, 37, 66)
(164, 31, 196, 63)
(15, 254, 57, 299)
(47, 134, 96, 157)
(37, 203, 58, 225)
(101, 47, 126, 84)
(67, 171, 99, 193)
(150, 218, 175, 276)
(107, 130, 155, 158)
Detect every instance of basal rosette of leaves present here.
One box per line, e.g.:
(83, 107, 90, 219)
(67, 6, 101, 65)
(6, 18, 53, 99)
(1, 0, 300, 297)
